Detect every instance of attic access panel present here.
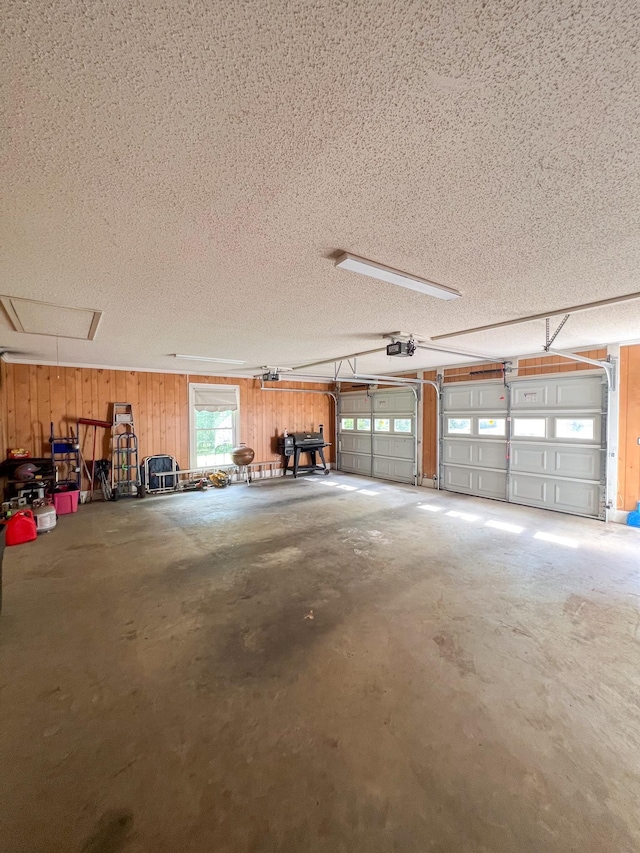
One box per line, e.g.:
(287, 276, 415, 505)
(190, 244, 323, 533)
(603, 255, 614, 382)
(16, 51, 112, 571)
(0, 296, 102, 340)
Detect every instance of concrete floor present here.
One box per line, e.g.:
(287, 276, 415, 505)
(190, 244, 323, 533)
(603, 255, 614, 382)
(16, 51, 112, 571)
(1, 474, 640, 852)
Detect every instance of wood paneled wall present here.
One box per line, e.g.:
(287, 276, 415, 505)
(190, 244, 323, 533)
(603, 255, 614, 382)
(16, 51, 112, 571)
(517, 349, 606, 375)
(443, 363, 505, 382)
(3, 346, 638, 511)
(0, 363, 334, 475)
(422, 371, 438, 480)
(618, 345, 640, 512)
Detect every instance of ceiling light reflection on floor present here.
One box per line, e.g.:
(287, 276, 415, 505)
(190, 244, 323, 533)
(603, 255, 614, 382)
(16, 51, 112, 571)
(336, 485, 358, 491)
(446, 510, 480, 522)
(533, 531, 579, 548)
(418, 504, 442, 512)
(485, 520, 524, 534)
(358, 489, 379, 495)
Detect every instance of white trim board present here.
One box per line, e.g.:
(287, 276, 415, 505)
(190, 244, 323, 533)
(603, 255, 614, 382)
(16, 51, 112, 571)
(0, 356, 333, 383)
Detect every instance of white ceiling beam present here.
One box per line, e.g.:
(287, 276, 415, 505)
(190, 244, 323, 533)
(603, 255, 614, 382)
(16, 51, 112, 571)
(431, 292, 640, 340)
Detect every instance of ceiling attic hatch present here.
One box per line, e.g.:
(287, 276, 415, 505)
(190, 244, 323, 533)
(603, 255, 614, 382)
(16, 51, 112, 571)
(0, 296, 102, 340)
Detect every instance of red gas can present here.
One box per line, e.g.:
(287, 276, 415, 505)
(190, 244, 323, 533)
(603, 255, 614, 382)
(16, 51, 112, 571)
(4, 509, 37, 546)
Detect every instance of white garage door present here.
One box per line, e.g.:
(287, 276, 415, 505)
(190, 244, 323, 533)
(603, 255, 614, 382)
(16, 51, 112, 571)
(441, 374, 607, 519)
(338, 388, 417, 484)
(441, 381, 509, 501)
(509, 375, 606, 518)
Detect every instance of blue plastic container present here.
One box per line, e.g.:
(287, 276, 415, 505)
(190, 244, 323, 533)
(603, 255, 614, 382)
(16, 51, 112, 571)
(627, 502, 640, 528)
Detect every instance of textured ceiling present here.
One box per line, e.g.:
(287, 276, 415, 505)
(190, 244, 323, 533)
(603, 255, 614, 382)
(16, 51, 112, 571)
(2, 0, 640, 377)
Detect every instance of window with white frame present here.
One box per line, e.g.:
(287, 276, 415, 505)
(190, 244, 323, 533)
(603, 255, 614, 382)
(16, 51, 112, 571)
(555, 418, 595, 440)
(374, 418, 391, 432)
(478, 418, 506, 436)
(447, 418, 471, 435)
(513, 418, 546, 438)
(394, 418, 412, 433)
(190, 384, 239, 468)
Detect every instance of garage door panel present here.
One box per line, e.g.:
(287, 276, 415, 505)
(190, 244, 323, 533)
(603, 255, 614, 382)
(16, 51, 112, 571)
(553, 480, 600, 516)
(511, 383, 549, 408)
(444, 384, 507, 412)
(512, 416, 602, 444)
(443, 376, 605, 519)
(445, 388, 475, 410)
(443, 466, 474, 491)
(373, 456, 414, 482)
(443, 466, 507, 499)
(511, 446, 548, 475)
(477, 470, 508, 499)
(339, 453, 371, 475)
(476, 443, 507, 470)
(554, 447, 601, 480)
(444, 440, 506, 469)
(444, 442, 474, 465)
(555, 379, 603, 408)
(511, 376, 603, 410)
(510, 475, 547, 504)
(341, 434, 371, 454)
(373, 435, 414, 460)
(373, 391, 415, 414)
(340, 394, 371, 415)
(511, 445, 599, 480)
(442, 381, 508, 502)
(339, 388, 416, 485)
(510, 475, 599, 516)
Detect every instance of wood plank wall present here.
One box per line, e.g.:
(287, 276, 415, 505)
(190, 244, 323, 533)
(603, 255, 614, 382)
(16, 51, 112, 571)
(422, 370, 438, 480)
(3, 347, 638, 511)
(618, 345, 640, 511)
(517, 349, 606, 374)
(443, 363, 505, 382)
(0, 363, 334, 477)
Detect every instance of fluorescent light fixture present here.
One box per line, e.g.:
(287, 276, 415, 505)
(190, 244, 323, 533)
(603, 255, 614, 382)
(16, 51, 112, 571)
(174, 354, 245, 365)
(335, 253, 461, 301)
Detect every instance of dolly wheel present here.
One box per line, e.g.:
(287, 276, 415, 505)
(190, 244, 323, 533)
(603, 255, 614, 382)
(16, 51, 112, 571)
(112, 489, 120, 502)
(324, 469, 330, 475)
(137, 484, 146, 499)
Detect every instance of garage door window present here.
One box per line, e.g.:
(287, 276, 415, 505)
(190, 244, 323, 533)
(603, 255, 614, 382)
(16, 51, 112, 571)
(513, 418, 546, 438)
(478, 418, 506, 436)
(555, 418, 595, 440)
(447, 418, 471, 435)
(394, 418, 412, 433)
(357, 418, 371, 430)
(374, 418, 390, 432)
(341, 418, 355, 430)
(190, 384, 239, 468)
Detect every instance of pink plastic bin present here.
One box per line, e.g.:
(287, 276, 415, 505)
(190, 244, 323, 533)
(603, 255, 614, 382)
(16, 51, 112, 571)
(53, 489, 79, 515)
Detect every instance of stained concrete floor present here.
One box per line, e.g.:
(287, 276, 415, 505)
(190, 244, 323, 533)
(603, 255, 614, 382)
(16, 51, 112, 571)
(1, 473, 640, 852)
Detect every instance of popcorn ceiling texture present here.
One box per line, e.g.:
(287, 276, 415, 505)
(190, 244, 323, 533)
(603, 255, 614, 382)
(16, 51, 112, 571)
(1, 0, 639, 374)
